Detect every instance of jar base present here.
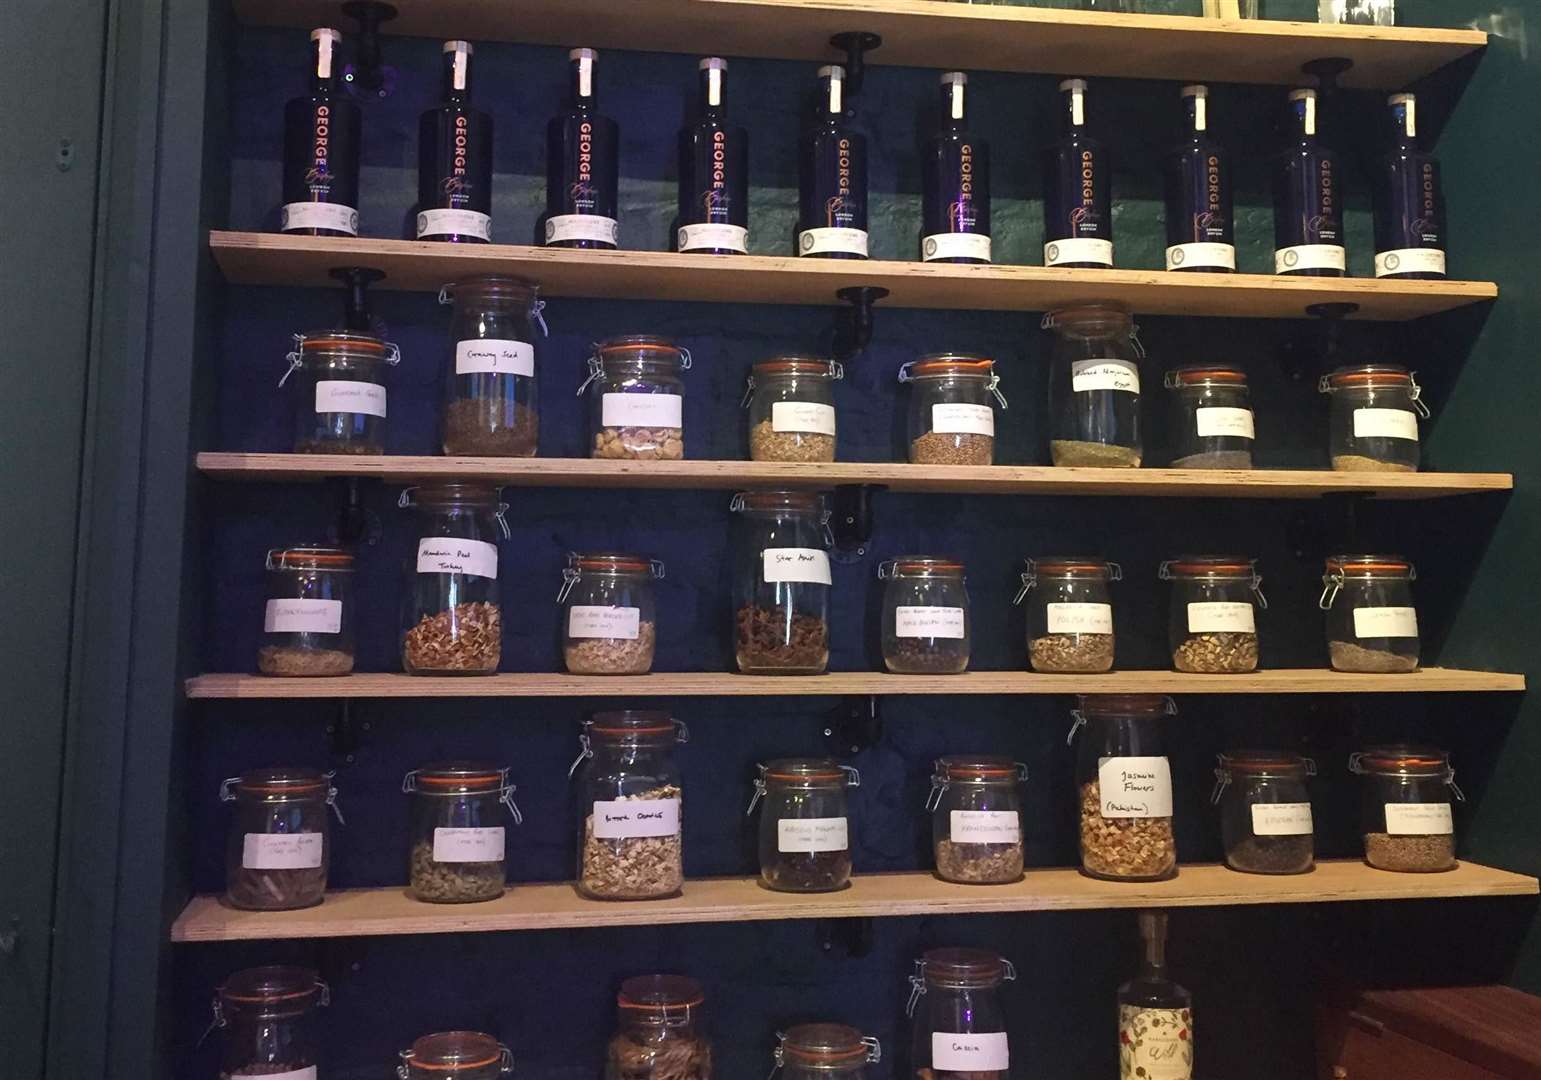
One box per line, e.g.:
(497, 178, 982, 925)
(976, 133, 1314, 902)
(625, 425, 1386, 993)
(1079, 866, 1178, 883)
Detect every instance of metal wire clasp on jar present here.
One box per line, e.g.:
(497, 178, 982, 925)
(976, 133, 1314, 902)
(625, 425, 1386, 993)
(878, 556, 971, 674)
(1016, 557, 1119, 673)
(743, 356, 842, 462)
(1159, 555, 1266, 674)
(558, 552, 663, 675)
(402, 762, 522, 904)
(897, 354, 1007, 466)
(579, 335, 691, 460)
(771, 1023, 881, 1079)
(1319, 554, 1421, 673)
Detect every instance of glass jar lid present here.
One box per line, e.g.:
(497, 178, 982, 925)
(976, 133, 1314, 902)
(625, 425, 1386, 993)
(919, 947, 1014, 988)
(933, 755, 1027, 784)
(762, 758, 849, 785)
(293, 330, 397, 361)
(404, 761, 507, 794)
(1164, 365, 1248, 388)
(778, 1023, 881, 1070)
(1042, 302, 1133, 335)
(440, 273, 539, 304)
(400, 481, 504, 511)
(226, 767, 330, 798)
(1076, 694, 1178, 719)
(752, 356, 841, 379)
(1026, 556, 1119, 579)
(400, 1031, 511, 1074)
(217, 965, 327, 1017)
(592, 334, 692, 371)
(617, 974, 704, 1023)
(588, 709, 684, 744)
(730, 489, 826, 515)
(900, 353, 996, 379)
(1350, 744, 1452, 776)
(879, 556, 965, 579)
(568, 552, 661, 576)
(1325, 553, 1415, 578)
(1216, 749, 1314, 779)
(1320, 364, 1415, 391)
(266, 545, 355, 571)
(1160, 555, 1258, 580)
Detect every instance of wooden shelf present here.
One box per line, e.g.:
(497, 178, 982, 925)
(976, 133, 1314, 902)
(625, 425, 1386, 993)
(185, 668, 1524, 700)
(209, 232, 1497, 321)
(232, 0, 1486, 90)
(170, 861, 1538, 942)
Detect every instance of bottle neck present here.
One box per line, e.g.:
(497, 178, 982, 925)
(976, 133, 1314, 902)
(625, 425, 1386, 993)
(310, 37, 337, 97)
(939, 82, 967, 132)
(569, 57, 596, 110)
(1291, 97, 1320, 143)
(698, 67, 726, 119)
(818, 75, 845, 122)
(1059, 86, 1087, 136)
(1183, 95, 1206, 137)
(1388, 101, 1418, 148)
(441, 49, 471, 105)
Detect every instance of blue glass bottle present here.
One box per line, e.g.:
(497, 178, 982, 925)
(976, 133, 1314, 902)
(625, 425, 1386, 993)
(797, 65, 868, 260)
(1163, 84, 1233, 273)
(677, 57, 749, 255)
(281, 28, 361, 237)
(1042, 78, 1112, 269)
(1373, 93, 1446, 280)
(1272, 88, 1345, 277)
(416, 41, 493, 243)
(544, 48, 619, 249)
(921, 71, 991, 264)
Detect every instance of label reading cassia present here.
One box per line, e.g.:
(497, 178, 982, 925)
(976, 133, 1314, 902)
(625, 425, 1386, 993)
(1097, 756, 1173, 819)
(772, 401, 836, 436)
(1195, 407, 1255, 440)
(762, 548, 832, 585)
(1046, 602, 1113, 635)
(1119, 1005, 1192, 1080)
(263, 598, 342, 635)
(894, 606, 966, 639)
(592, 797, 681, 839)
(777, 817, 849, 853)
(456, 339, 534, 377)
(1353, 408, 1419, 441)
(1251, 803, 1313, 836)
(568, 605, 641, 640)
(931, 403, 995, 437)
(602, 393, 683, 429)
(1072, 359, 1139, 394)
(315, 380, 386, 418)
(242, 832, 324, 870)
(950, 810, 1020, 844)
(931, 1031, 1009, 1071)
(1384, 802, 1453, 835)
(1186, 601, 1255, 634)
(416, 537, 498, 580)
(1353, 606, 1419, 639)
(433, 826, 505, 863)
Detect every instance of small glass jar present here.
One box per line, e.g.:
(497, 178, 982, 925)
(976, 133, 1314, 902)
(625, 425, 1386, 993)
(440, 275, 546, 457)
(1320, 554, 1421, 673)
(731, 490, 832, 674)
(606, 974, 712, 1080)
(280, 331, 400, 454)
(907, 949, 1015, 1079)
(926, 757, 1027, 885)
(573, 711, 687, 900)
(399, 483, 508, 675)
(213, 966, 328, 1080)
(879, 557, 971, 674)
(1016, 557, 1119, 673)
(1045, 304, 1144, 468)
(1320, 365, 1428, 473)
(558, 552, 663, 675)
(1212, 750, 1316, 875)
(1164, 365, 1255, 469)
(1350, 745, 1464, 873)
(772, 1024, 881, 1079)
(749, 759, 859, 893)
(897, 354, 1007, 466)
(220, 768, 341, 911)
(258, 545, 356, 677)
(1071, 694, 1178, 881)
(581, 335, 691, 460)
(403, 762, 522, 904)
(399, 1031, 514, 1080)
(745, 357, 842, 463)
(1160, 555, 1266, 674)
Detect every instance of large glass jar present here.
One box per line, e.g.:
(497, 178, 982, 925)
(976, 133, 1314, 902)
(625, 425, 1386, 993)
(606, 974, 712, 1079)
(898, 354, 1007, 466)
(749, 758, 859, 893)
(731, 490, 832, 674)
(403, 762, 522, 904)
(1350, 745, 1463, 873)
(926, 756, 1027, 885)
(745, 357, 841, 463)
(879, 557, 971, 674)
(1045, 304, 1143, 468)
(573, 711, 687, 900)
(1017, 557, 1119, 674)
(213, 966, 328, 1080)
(1164, 365, 1255, 469)
(258, 545, 356, 677)
(399, 1031, 514, 1080)
(582, 335, 691, 460)
(772, 1024, 881, 1079)
(1320, 554, 1421, 673)
(1159, 555, 1265, 674)
(1071, 694, 1178, 881)
(1212, 750, 1315, 875)
(1320, 365, 1428, 473)
(399, 483, 508, 675)
(220, 768, 340, 911)
(559, 553, 662, 675)
(281, 331, 400, 454)
(907, 948, 1015, 1079)
(440, 275, 546, 457)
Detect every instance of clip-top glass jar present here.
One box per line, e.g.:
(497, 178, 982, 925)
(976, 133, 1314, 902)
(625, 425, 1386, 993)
(440, 274, 547, 457)
(745, 357, 841, 463)
(1164, 365, 1255, 469)
(1017, 557, 1119, 673)
(607, 974, 712, 1080)
(879, 557, 971, 674)
(558, 552, 663, 675)
(907, 948, 1015, 1078)
(749, 759, 859, 893)
(221, 768, 342, 911)
(1350, 745, 1464, 873)
(581, 335, 691, 460)
(1212, 750, 1315, 875)
(1071, 694, 1178, 881)
(403, 762, 522, 904)
(572, 711, 687, 900)
(1320, 554, 1420, 673)
(280, 331, 400, 454)
(399, 483, 508, 675)
(772, 1024, 881, 1079)
(259, 546, 356, 677)
(926, 757, 1027, 885)
(898, 354, 1007, 466)
(213, 966, 329, 1080)
(1320, 365, 1428, 473)
(1160, 555, 1265, 674)
(731, 490, 832, 674)
(399, 1031, 514, 1079)
(1045, 304, 1144, 468)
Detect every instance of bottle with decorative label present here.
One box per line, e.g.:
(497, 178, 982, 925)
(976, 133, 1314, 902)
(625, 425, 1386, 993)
(677, 57, 749, 255)
(281, 28, 361, 237)
(922, 71, 991, 264)
(544, 47, 619, 249)
(1273, 88, 1345, 276)
(797, 65, 868, 260)
(1118, 911, 1194, 1080)
(1163, 84, 1234, 273)
(1043, 77, 1113, 269)
(416, 41, 492, 243)
(1373, 93, 1446, 279)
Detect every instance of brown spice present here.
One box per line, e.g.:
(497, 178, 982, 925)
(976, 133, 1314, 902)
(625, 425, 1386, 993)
(750, 419, 835, 463)
(565, 621, 657, 675)
(257, 645, 354, 677)
(226, 862, 327, 911)
(935, 839, 1024, 884)
(1079, 779, 1177, 880)
(735, 605, 829, 673)
(607, 1028, 711, 1080)
(1332, 454, 1416, 473)
(1364, 831, 1456, 872)
(1030, 633, 1114, 673)
(594, 426, 684, 460)
(443, 398, 538, 457)
(581, 785, 684, 900)
(1051, 439, 1142, 468)
(885, 636, 970, 674)
(911, 430, 994, 466)
(1226, 834, 1314, 875)
(1329, 640, 1418, 673)
(403, 601, 502, 674)
(762, 847, 851, 893)
(1173, 632, 1258, 673)
(1172, 450, 1253, 469)
(409, 838, 505, 903)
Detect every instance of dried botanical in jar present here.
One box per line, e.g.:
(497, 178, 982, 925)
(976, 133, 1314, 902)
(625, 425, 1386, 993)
(1213, 750, 1315, 876)
(404, 601, 503, 673)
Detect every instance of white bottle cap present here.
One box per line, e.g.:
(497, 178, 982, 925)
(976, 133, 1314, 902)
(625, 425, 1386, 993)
(1059, 77, 1088, 93)
(1289, 88, 1318, 102)
(443, 39, 473, 55)
(818, 65, 846, 81)
(940, 71, 968, 87)
(569, 47, 598, 62)
(311, 27, 341, 45)
(1182, 83, 1208, 99)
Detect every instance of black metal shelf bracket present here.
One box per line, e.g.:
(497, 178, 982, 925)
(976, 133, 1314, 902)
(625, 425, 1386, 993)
(1302, 57, 1354, 94)
(329, 266, 386, 333)
(329, 476, 381, 549)
(832, 285, 888, 364)
(825, 695, 883, 756)
(829, 31, 882, 101)
(341, 1, 399, 101)
(830, 484, 883, 562)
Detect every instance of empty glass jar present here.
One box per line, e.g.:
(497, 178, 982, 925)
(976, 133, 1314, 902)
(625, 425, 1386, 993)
(221, 767, 341, 911)
(750, 758, 859, 893)
(1017, 557, 1119, 673)
(607, 975, 712, 1079)
(399, 1031, 514, 1079)
(879, 557, 971, 674)
(1164, 365, 1255, 469)
(1320, 554, 1421, 673)
(213, 966, 328, 1080)
(1072, 694, 1178, 881)
(927, 757, 1027, 885)
(745, 357, 841, 463)
(559, 553, 663, 675)
(1160, 556, 1265, 673)
(731, 490, 832, 674)
(281, 331, 400, 454)
(258, 545, 355, 677)
(1212, 750, 1315, 875)
(573, 711, 687, 900)
(1320, 365, 1428, 473)
(772, 1024, 881, 1079)
(1045, 304, 1143, 468)
(907, 949, 1015, 1078)
(582, 335, 690, 460)
(440, 274, 546, 457)
(403, 762, 522, 904)
(400, 483, 508, 675)
(1350, 745, 1463, 872)
(898, 354, 1007, 466)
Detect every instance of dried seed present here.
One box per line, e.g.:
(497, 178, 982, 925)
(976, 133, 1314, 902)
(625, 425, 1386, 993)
(1029, 633, 1114, 673)
(257, 645, 354, 677)
(565, 621, 657, 675)
(911, 430, 994, 466)
(935, 839, 1024, 885)
(1364, 832, 1456, 872)
(580, 785, 683, 900)
(1329, 641, 1418, 673)
(1079, 779, 1176, 880)
(403, 601, 502, 674)
(1172, 631, 1258, 674)
(750, 419, 835, 463)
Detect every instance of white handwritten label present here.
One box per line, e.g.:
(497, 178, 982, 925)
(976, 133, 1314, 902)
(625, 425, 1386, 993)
(417, 207, 492, 240)
(1045, 237, 1113, 267)
(432, 826, 505, 863)
(1353, 606, 1419, 639)
(777, 817, 849, 853)
(931, 402, 995, 437)
(1276, 243, 1346, 273)
(1376, 248, 1446, 277)
(416, 537, 498, 580)
(1046, 602, 1113, 635)
(1353, 408, 1419, 441)
(592, 797, 681, 839)
(281, 201, 358, 235)
(1195, 407, 1255, 440)
(545, 213, 618, 245)
(456, 338, 534, 377)
(567, 605, 641, 640)
(894, 606, 966, 639)
(771, 401, 836, 436)
(1166, 241, 1235, 271)
(1384, 802, 1453, 835)
(1186, 601, 1255, 633)
(1098, 756, 1173, 819)
(315, 380, 386, 418)
(932, 1031, 1009, 1070)
(799, 227, 869, 257)
(602, 393, 682, 429)
(242, 832, 324, 870)
(1119, 1005, 1192, 1080)
(923, 232, 992, 262)
(950, 810, 1021, 844)
(762, 547, 832, 585)
(678, 222, 748, 253)
(1072, 359, 1140, 394)
(1251, 803, 1314, 836)
(263, 598, 342, 634)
